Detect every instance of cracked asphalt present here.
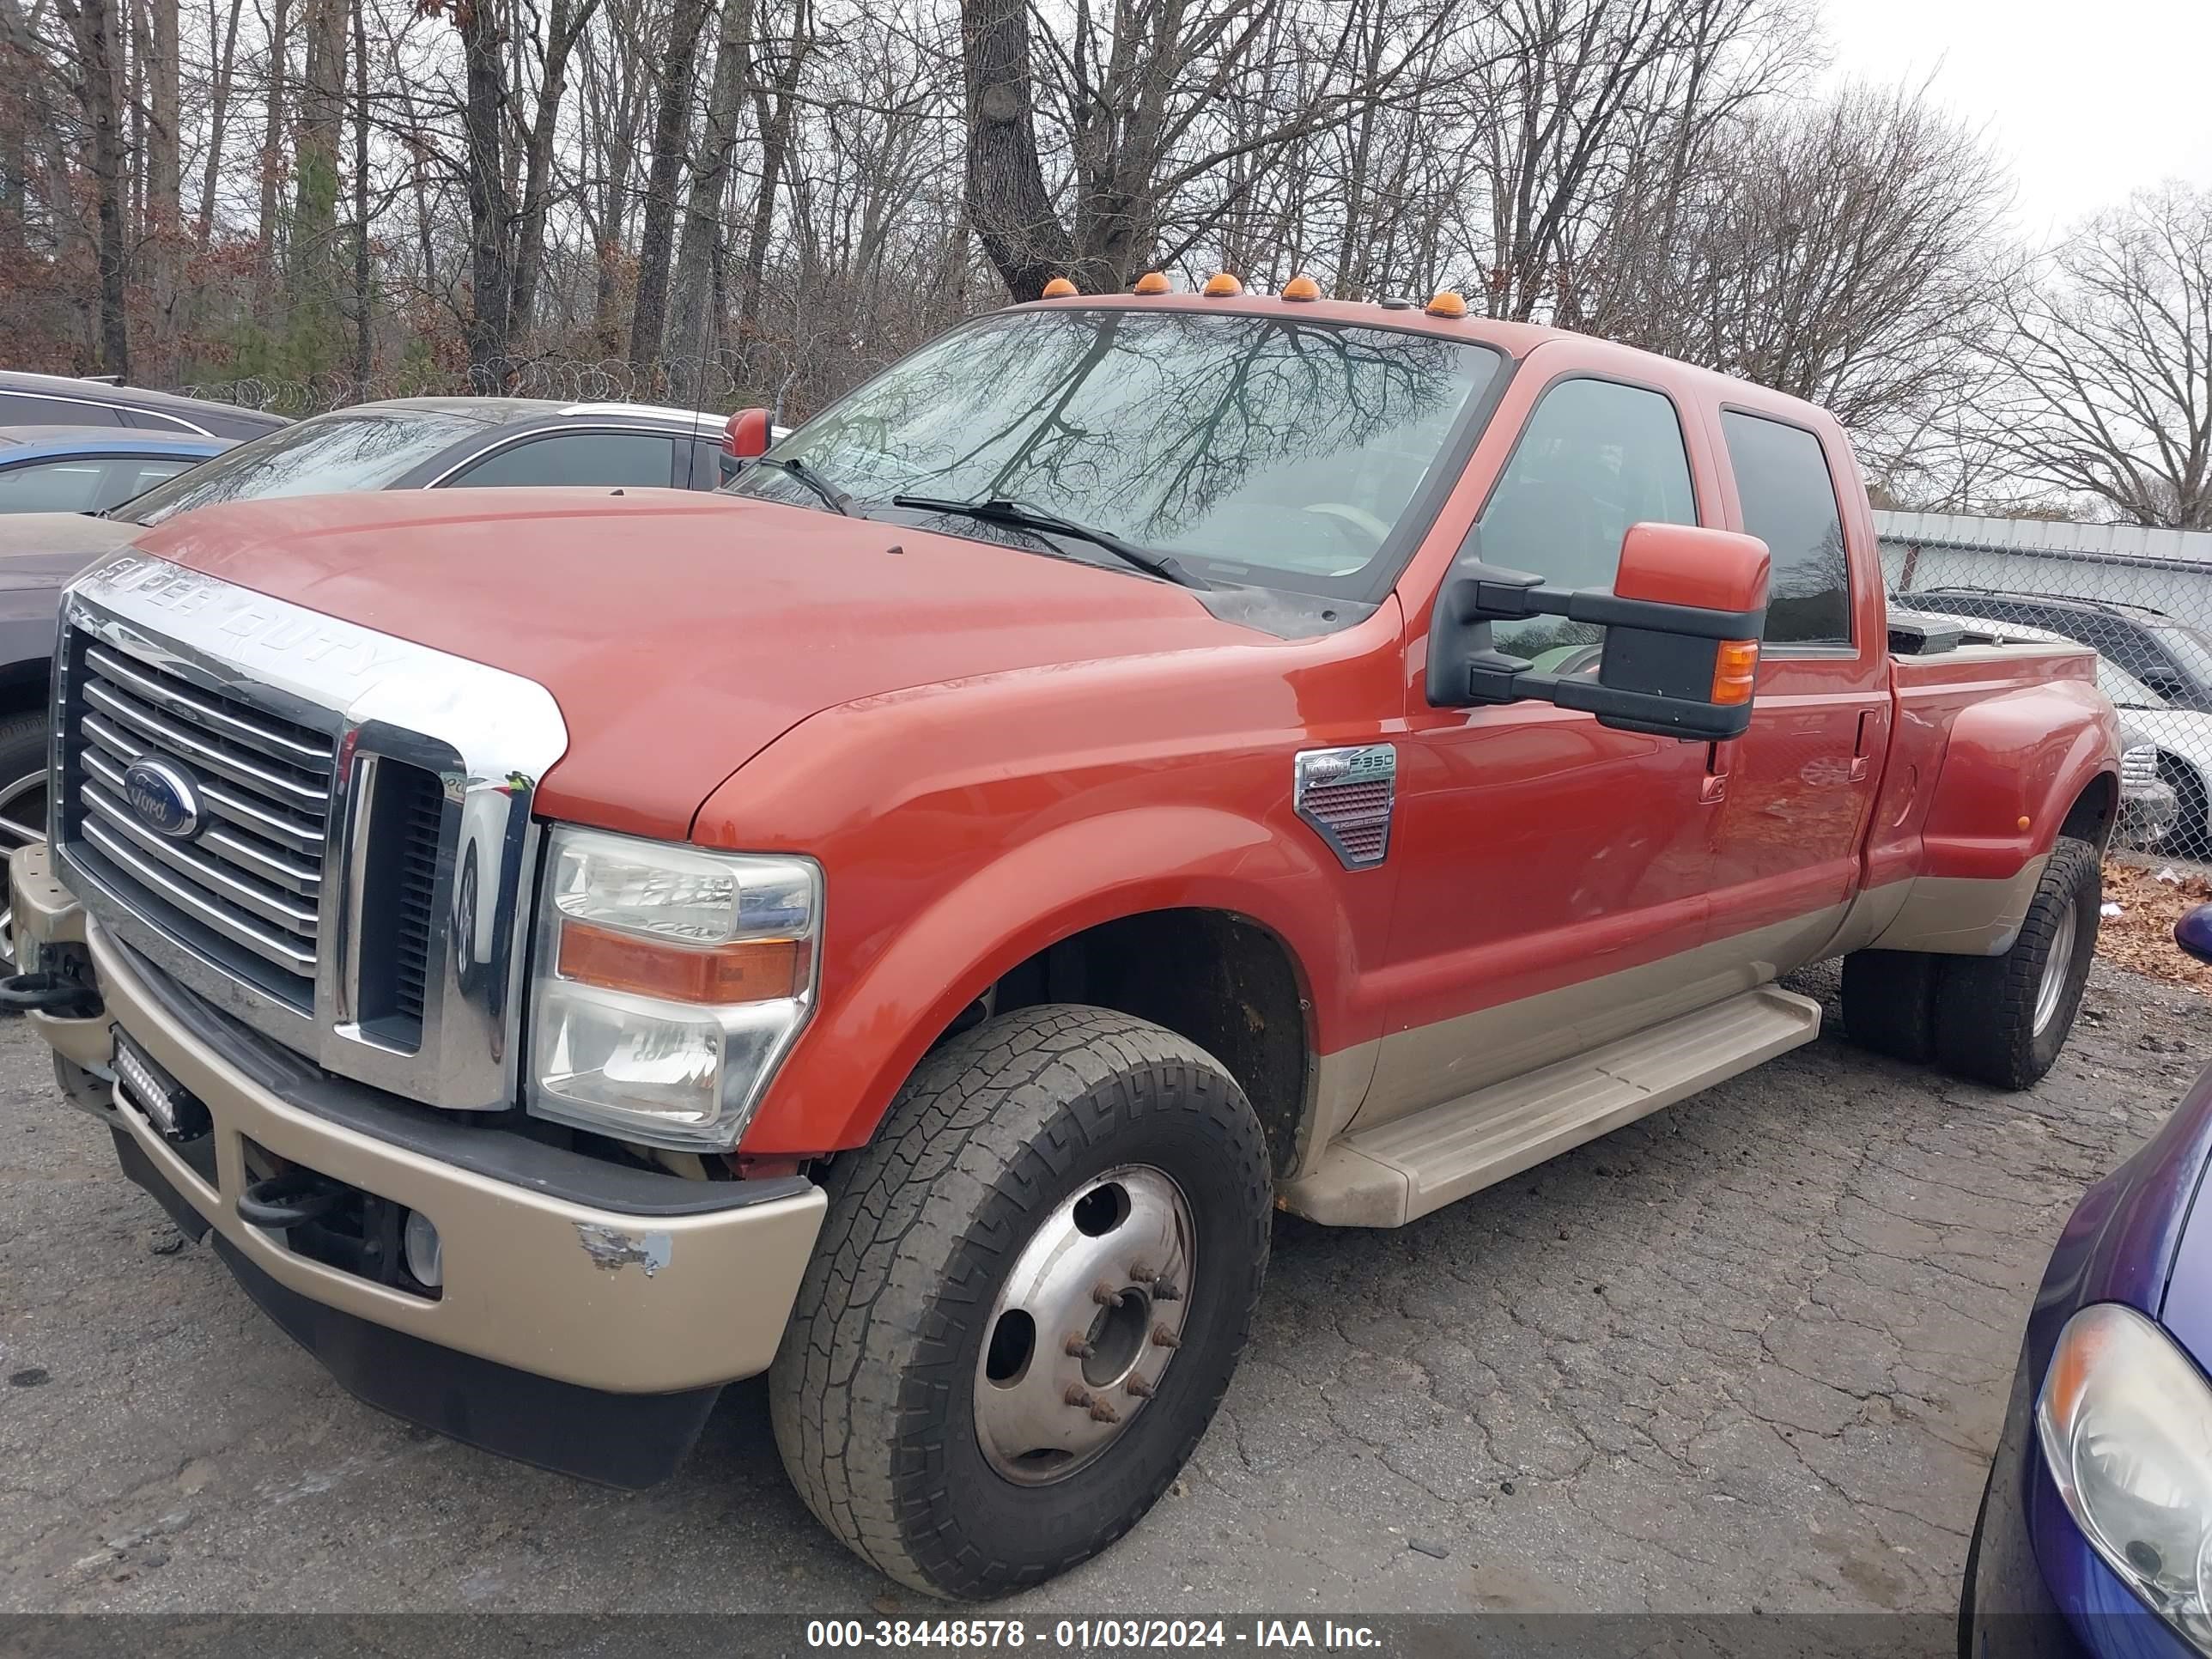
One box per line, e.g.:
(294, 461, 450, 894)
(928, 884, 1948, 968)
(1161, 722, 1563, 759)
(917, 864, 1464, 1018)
(3, 959, 2205, 1620)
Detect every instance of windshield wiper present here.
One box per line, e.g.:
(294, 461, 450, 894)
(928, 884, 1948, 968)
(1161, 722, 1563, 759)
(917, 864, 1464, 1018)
(758, 455, 855, 516)
(891, 495, 1209, 590)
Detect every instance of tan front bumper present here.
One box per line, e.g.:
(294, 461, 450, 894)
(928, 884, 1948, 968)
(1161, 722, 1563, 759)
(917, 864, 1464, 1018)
(14, 844, 826, 1396)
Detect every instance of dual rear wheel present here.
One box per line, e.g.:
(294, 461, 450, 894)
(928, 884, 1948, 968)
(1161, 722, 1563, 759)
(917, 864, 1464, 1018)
(1841, 835, 2101, 1090)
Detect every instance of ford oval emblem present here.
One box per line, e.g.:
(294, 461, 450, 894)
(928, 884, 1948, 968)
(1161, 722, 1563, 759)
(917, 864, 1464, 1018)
(121, 757, 204, 841)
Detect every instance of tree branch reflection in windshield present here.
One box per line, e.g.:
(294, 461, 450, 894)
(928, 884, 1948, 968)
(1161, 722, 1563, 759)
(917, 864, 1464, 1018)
(759, 310, 1500, 591)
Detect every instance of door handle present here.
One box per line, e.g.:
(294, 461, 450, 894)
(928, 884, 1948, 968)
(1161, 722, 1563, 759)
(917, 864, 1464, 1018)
(1702, 738, 1738, 805)
(1848, 756, 1870, 783)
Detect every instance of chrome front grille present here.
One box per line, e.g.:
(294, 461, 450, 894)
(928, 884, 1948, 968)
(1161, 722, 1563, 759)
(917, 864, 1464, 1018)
(53, 552, 568, 1112)
(68, 638, 337, 1006)
(2122, 743, 2160, 793)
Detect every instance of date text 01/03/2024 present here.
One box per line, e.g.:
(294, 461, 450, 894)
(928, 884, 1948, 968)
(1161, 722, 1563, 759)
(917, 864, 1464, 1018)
(804, 1620, 1385, 1650)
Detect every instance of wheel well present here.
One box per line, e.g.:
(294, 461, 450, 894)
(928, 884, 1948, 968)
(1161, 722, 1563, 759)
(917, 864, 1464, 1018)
(2060, 771, 2117, 850)
(0, 659, 48, 720)
(2159, 750, 2207, 799)
(969, 909, 1312, 1178)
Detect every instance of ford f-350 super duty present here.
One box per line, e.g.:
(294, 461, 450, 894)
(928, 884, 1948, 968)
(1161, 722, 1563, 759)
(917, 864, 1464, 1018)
(9, 284, 2119, 1598)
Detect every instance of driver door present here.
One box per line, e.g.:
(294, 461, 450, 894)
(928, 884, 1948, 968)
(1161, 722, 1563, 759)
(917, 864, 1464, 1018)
(1356, 347, 1731, 1131)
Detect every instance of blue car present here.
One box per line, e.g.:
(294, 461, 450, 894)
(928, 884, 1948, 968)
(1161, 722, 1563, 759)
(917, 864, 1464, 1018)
(0, 426, 229, 515)
(1963, 903, 2212, 1657)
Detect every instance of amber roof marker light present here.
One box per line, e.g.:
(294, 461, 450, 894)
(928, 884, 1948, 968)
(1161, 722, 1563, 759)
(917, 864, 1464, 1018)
(1425, 289, 1469, 319)
(1201, 272, 1243, 297)
(1133, 271, 1172, 295)
(1281, 274, 1322, 301)
(1041, 276, 1079, 298)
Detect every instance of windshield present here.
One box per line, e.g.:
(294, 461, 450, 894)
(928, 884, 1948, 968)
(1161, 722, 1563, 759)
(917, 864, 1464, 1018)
(2154, 624, 2212, 688)
(732, 308, 1504, 595)
(121, 408, 493, 526)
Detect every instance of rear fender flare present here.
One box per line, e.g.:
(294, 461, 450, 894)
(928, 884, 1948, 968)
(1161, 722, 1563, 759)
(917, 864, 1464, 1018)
(1866, 680, 2115, 957)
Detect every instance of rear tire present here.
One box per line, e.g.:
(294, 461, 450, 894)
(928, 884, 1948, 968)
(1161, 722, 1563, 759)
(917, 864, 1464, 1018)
(1840, 949, 1941, 1062)
(1931, 836, 2100, 1090)
(769, 1005, 1272, 1600)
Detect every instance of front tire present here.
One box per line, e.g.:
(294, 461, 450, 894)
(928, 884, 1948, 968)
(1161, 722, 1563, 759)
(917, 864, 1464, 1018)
(1931, 836, 2100, 1090)
(769, 1005, 1272, 1599)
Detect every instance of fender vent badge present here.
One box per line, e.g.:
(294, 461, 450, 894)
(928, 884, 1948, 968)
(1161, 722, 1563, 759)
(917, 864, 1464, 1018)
(1295, 744, 1396, 870)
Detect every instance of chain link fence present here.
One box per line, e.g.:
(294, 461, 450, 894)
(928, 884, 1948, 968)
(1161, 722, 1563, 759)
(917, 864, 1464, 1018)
(1879, 513, 2212, 868)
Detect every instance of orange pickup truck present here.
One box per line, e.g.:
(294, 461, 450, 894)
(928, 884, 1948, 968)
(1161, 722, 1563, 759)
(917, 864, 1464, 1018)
(9, 286, 2118, 1599)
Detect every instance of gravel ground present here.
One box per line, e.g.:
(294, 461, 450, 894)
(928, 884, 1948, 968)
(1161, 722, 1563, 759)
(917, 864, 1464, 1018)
(2, 960, 2205, 1621)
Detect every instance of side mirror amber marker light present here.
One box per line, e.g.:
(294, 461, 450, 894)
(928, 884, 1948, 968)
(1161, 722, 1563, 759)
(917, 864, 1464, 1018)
(1711, 639, 1760, 705)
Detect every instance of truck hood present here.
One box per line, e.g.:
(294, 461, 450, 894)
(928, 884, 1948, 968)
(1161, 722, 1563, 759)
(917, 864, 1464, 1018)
(131, 488, 1250, 837)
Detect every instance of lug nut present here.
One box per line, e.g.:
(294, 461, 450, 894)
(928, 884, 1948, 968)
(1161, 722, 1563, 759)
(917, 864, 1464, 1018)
(1064, 1334, 1096, 1359)
(1126, 1376, 1156, 1399)
(1153, 1281, 1182, 1302)
(1088, 1399, 1121, 1424)
(1152, 1324, 1182, 1349)
(1091, 1282, 1127, 1308)
(1064, 1385, 1093, 1408)
(1130, 1261, 1158, 1283)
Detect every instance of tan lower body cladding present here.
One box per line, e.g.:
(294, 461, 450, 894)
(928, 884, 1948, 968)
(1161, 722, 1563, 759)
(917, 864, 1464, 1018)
(1284, 862, 2046, 1226)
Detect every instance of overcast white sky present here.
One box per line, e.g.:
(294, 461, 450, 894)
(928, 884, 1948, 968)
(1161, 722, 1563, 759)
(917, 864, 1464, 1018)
(1820, 0, 2212, 239)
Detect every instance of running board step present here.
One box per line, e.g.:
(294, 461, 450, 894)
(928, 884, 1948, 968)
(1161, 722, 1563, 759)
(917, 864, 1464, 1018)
(1280, 986, 1823, 1227)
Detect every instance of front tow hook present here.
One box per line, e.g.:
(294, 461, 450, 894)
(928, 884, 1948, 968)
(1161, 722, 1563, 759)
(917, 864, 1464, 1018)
(0, 970, 102, 1018)
(237, 1170, 348, 1231)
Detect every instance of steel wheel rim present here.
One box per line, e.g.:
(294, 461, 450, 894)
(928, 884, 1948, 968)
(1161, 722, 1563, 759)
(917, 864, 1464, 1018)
(2034, 903, 2079, 1036)
(973, 1164, 1197, 1486)
(0, 766, 48, 969)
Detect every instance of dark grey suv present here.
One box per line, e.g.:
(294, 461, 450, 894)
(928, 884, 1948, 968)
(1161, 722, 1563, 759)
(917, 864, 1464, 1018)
(0, 372, 290, 441)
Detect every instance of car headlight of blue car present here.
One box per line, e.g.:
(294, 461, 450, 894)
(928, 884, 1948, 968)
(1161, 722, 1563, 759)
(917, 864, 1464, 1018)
(2040, 1303, 2212, 1651)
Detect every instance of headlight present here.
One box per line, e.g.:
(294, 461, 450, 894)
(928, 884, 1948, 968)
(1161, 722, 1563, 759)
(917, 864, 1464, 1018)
(526, 826, 822, 1150)
(2039, 1302, 2212, 1652)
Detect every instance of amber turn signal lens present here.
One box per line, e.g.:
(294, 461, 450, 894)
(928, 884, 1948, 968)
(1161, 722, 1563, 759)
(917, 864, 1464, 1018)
(1281, 273, 1321, 301)
(1041, 276, 1078, 298)
(1201, 271, 1243, 297)
(1133, 271, 1171, 295)
(557, 921, 808, 1005)
(1711, 639, 1760, 705)
(1425, 290, 1468, 318)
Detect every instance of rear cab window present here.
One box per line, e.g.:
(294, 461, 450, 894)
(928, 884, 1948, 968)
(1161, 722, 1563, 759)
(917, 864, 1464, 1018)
(1718, 410, 1851, 647)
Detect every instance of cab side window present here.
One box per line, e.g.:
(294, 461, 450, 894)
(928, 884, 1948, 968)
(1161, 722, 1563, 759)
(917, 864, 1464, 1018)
(0, 392, 125, 427)
(444, 431, 678, 489)
(1721, 410, 1851, 645)
(1478, 377, 1698, 662)
(0, 458, 129, 512)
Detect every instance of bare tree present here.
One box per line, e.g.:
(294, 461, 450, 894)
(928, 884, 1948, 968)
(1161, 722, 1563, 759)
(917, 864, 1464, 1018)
(1984, 184, 2212, 529)
(626, 0, 716, 365)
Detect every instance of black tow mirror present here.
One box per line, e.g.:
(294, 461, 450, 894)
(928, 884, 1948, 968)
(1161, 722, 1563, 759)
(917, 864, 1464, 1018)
(1425, 522, 1772, 741)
